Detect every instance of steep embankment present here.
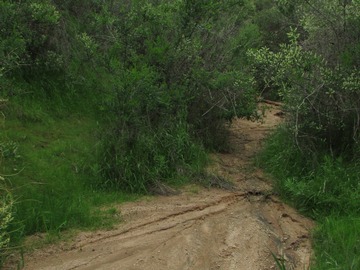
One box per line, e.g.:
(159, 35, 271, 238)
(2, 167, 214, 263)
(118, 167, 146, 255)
(21, 106, 314, 270)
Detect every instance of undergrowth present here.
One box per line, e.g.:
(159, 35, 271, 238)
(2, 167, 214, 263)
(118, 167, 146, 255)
(259, 127, 360, 270)
(0, 109, 138, 265)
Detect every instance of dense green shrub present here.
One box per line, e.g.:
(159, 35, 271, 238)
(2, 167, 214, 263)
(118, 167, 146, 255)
(249, 28, 360, 158)
(249, 0, 360, 158)
(0, 0, 62, 75)
(91, 0, 259, 192)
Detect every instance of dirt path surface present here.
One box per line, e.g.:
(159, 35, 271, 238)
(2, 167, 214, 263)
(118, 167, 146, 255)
(22, 106, 314, 270)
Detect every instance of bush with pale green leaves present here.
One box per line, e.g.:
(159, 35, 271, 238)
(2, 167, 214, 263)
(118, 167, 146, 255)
(0, 180, 13, 265)
(249, 27, 360, 158)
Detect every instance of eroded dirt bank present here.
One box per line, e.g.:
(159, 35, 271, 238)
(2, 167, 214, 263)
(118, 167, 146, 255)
(21, 106, 314, 270)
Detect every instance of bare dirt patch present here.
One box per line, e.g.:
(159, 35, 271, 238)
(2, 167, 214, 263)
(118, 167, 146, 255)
(19, 105, 314, 270)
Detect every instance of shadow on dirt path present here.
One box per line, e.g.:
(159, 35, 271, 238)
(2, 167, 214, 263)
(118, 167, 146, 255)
(20, 105, 314, 270)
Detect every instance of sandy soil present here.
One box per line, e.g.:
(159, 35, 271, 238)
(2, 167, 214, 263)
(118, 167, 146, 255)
(18, 106, 314, 270)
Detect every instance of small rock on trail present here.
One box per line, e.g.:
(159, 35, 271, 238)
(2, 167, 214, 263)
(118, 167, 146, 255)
(19, 106, 314, 270)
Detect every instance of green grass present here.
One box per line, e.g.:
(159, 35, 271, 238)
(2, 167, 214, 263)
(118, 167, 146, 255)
(258, 127, 360, 270)
(313, 217, 360, 270)
(1, 111, 138, 247)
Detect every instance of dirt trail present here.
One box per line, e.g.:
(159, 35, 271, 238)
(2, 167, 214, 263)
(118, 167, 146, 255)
(21, 106, 314, 270)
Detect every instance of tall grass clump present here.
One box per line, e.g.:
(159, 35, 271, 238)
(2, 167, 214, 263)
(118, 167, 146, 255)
(259, 128, 360, 218)
(313, 217, 360, 270)
(0, 118, 97, 236)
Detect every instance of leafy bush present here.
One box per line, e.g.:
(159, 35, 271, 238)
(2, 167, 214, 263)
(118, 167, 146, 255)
(93, 0, 259, 192)
(0, 0, 63, 75)
(249, 28, 360, 158)
(97, 66, 208, 192)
